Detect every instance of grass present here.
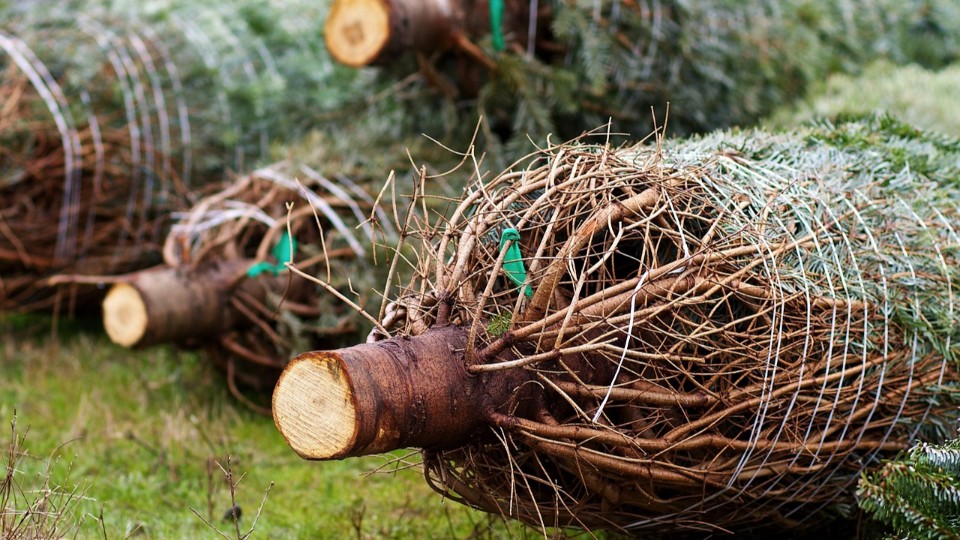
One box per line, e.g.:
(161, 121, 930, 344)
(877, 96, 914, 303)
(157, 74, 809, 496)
(0, 314, 531, 539)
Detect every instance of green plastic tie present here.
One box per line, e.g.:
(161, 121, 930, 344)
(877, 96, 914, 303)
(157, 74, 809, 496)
(247, 231, 297, 277)
(499, 228, 532, 297)
(489, 0, 505, 52)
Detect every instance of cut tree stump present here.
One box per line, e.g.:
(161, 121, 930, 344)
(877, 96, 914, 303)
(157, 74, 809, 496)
(102, 260, 255, 348)
(324, 0, 519, 66)
(272, 325, 533, 459)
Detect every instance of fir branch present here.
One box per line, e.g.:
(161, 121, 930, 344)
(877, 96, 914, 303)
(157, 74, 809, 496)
(860, 437, 960, 539)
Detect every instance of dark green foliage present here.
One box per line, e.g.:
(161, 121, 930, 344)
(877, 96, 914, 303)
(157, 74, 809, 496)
(467, 0, 960, 146)
(0, 0, 386, 173)
(548, 0, 959, 134)
(859, 438, 960, 539)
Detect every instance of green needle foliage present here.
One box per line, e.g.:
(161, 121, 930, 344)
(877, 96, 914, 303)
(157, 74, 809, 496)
(0, 0, 441, 310)
(476, 0, 960, 152)
(859, 438, 960, 539)
(770, 60, 960, 138)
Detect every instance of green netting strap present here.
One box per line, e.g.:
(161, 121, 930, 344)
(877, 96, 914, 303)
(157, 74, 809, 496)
(489, 0, 505, 52)
(247, 231, 297, 277)
(499, 228, 532, 297)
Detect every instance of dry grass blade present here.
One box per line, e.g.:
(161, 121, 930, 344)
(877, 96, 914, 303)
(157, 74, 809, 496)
(1, 411, 91, 539)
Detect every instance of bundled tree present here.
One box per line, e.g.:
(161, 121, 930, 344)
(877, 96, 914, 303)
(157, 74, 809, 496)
(98, 127, 466, 412)
(324, 0, 960, 147)
(859, 437, 960, 538)
(771, 60, 960, 138)
(0, 0, 374, 311)
(98, 144, 400, 412)
(272, 116, 960, 534)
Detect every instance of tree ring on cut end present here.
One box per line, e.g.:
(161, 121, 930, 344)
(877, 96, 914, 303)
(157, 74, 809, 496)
(102, 283, 148, 348)
(325, 0, 391, 67)
(273, 353, 358, 460)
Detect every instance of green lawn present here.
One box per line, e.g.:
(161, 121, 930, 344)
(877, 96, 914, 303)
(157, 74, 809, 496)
(0, 315, 527, 539)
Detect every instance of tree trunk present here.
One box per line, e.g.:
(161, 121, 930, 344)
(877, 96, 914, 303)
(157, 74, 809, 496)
(101, 259, 255, 348)
(272, 325, 533, 460)
(324, 0, 507, 66)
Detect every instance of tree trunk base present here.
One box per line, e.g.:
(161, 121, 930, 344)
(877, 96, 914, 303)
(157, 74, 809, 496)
(102, 260, 251, 348)
(325, 0, 501, 66)
(273, 326, 533, 460)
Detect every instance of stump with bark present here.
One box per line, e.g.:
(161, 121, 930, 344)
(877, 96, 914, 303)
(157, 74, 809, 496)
(326, 0, 473, 67)
(273, 117, 960, 533)
(102, 260, 253, 348)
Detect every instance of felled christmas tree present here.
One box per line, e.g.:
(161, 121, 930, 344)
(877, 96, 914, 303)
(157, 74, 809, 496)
(273, 116, 960, 533)
(0, 0, 375, 311)
(324, 0, 960, 146)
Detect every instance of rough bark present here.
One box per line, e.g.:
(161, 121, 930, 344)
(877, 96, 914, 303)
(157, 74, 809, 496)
(272, 325, 533, 460)
(324, 0, 505, 66)
(101, 259, 256, 348)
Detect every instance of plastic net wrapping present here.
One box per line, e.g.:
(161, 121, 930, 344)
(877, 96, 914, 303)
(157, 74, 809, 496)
(0, 0, 343, 311)
(371, 117, 960, 533)
(415, 0, 960, 148)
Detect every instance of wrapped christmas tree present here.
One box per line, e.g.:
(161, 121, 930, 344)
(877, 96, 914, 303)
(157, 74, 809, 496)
(771, 60, 960, 138)
(0, 0, 373, 311)
(272, 116, 960, 533)
(97, 126, 469, 412)
(99, 160, 385, 412)
(324, 0, 960, 145)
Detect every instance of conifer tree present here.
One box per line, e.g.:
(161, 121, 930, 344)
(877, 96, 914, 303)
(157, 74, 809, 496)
(0, 0, 398, 310)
